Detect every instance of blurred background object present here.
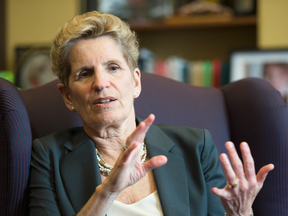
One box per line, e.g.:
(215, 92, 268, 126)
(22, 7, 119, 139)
(0, 71, 15, 84)
(263, 62, 288, 103)
(3, 0, 288, 93)
(177, 0, 233, 16)
(15, 46, 57, 89)
(230, 49, 288, 104)
(232, 0, 256, 15)
(97, 0, 174, 22)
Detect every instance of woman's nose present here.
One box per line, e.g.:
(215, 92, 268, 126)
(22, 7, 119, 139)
(92, 71, 110, 91)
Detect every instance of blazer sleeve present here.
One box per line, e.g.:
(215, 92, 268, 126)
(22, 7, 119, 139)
(29, 139, 62, 216)
(202, 129, 226, 216)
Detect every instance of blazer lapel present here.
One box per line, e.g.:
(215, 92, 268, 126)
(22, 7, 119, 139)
(60, 129, 102, 213)
(145, 124, 190, 216)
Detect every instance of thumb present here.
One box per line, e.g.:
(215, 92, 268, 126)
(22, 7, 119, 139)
(142, 156, 167, 173)
(256, 164, 274, 186)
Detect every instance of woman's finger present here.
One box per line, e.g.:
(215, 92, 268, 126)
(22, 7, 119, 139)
(211, 187, 230, 198)
(117, 142, 142, 168)
(142, 156, 167, 173)
(225, 141, 245, 180)
(106, 143, 141, 177)
(135, 114, 155, 143)
(256, 164, 274, 186)
(240, 142, 256, 183)
(125, 114, 155, 146)
(219, 153, 237, 186)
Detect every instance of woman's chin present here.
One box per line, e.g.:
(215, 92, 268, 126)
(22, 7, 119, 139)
(83, 109, 134, 130)
(92, 113, 125, 127)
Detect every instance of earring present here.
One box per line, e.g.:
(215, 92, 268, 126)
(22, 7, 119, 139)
(134, 92, 138, 97)
(71, 106, 75, 111)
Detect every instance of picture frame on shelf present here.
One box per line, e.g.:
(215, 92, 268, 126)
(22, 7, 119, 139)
(230, 49, 288, 104)
(15, 46, 57, 89)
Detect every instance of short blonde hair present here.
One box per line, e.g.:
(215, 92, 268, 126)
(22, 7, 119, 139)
(51, 11, 139, 87)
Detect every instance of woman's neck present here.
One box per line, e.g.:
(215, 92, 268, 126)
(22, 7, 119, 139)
(83, 115, 137, 166)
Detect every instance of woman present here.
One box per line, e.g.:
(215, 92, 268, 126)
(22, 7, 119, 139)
(29, 11, 274, 216)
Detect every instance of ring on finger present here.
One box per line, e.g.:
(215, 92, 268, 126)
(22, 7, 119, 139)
(123, 144, 129, 150)
(227, 178, 239, 189)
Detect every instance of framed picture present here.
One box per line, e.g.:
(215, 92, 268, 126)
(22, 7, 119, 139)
(230, 49, 288, 103)
(15, 46, 58, 89)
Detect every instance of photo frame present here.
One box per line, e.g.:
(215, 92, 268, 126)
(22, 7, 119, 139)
(230, 49, 288, 103)
(15, 46, 57, 89)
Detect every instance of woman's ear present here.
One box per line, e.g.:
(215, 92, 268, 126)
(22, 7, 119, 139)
(57, 83, 75, 112)
(133, 68, 141, 98)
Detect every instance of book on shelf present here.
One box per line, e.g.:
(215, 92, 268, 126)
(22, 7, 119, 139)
(212, 59, 222, 88)
(189, 61, 203, 86)
(203, 61, 212, 87)
(154, 60, 167, 77)
(138, 48, 229, 88)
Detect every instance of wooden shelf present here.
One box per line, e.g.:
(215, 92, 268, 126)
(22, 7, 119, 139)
(130, 15, 257, 31)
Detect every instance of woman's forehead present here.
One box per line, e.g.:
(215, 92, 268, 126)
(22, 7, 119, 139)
(70, 37, 127, 67)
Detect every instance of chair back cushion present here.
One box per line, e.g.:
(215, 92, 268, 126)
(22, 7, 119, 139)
(20, 80, 83, 140)
(135, 73, 230, 154)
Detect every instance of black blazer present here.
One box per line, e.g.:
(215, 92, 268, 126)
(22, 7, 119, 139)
(29, 121, 226, 216)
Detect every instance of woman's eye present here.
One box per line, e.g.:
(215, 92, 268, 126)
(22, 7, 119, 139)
(109, 66, 119, 71)
(79, 71, 91, 78)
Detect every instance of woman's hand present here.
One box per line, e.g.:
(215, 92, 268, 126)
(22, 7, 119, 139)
(77, 115, 167, 216)
(211, 142, 274, 216)
(102, 114, 167, 197)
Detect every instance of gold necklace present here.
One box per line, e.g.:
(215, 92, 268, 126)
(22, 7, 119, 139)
(96, 142, 147, 176)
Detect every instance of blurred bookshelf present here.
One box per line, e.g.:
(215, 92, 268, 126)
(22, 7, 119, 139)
(85, 0, 258, 87)
(131, 14, 257, 87)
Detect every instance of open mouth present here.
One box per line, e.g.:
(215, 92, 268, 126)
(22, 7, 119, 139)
(97, 99, 115, 104)
(94, 98, 116, 105)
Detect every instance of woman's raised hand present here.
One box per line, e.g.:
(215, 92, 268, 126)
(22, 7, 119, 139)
(211, 142, 274, 216)
(77, 115, 167, 216)
(102, 114, 167, 196)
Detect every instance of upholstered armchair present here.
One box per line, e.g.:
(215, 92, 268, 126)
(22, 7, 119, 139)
(1, 72, 288, 215)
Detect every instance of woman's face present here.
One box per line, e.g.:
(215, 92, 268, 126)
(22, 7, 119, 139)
(59, 36, 141, 131)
